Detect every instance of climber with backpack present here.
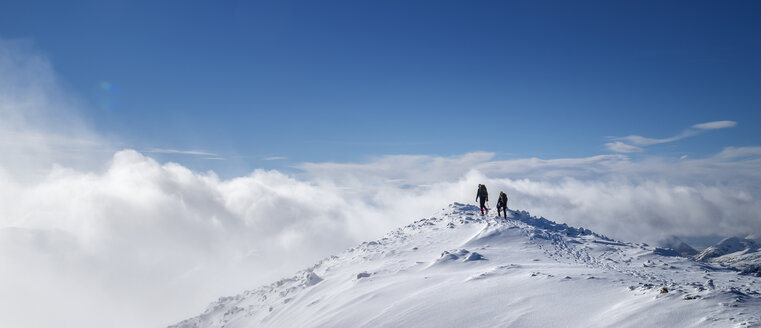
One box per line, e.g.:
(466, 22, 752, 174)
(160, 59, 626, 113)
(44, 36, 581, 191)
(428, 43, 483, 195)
(476, 184, 489, 215)
(496, 191, 508, 218)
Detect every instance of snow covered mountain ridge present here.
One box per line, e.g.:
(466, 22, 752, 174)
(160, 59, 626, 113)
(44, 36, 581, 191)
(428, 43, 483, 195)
(695, 237, 761, 277)
(171, 203, 761, 328)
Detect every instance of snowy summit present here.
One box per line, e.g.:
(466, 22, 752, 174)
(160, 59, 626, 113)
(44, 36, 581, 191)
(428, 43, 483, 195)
(171, 203, 761, 327)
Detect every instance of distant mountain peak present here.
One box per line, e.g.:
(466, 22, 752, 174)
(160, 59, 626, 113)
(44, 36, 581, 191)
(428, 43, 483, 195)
(694, 236, 760, 272)
(694, 236, 759, 261)
(657, 235, 698, 257)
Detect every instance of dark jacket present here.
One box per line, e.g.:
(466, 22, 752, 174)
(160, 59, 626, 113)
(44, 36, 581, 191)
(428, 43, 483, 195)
(497, 193, 507, 207)
(476, 185, 488, 202)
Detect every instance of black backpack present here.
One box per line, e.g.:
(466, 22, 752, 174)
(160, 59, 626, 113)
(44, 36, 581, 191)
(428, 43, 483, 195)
(479, 185, 488, 197)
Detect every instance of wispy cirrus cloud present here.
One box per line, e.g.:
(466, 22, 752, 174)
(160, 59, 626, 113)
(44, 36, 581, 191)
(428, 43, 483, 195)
(606, 120, 737, 153)
(604, 141, 644, 153)
(264, 156, 287, 161)
(693, 120, 737, 130)
(0, 38, 113, 180)
(147, 148, 219, 157)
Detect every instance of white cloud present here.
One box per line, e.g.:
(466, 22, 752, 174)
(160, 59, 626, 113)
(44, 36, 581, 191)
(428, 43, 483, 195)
(693, 120, 737, 130)
(0, 38, 112, 180)
(4, 148, 761, 327)
(298, 152, 495, 185)
(148, 148, 219, 157)
(264, 156, 287, 161)
(296, 150, 761, 242)
(605, 141, 643, 153)
(715, 146, 761, 159)
(0, 151, 365, 327)
(609, 120, 738, 152)
(619, 134, 683, 146)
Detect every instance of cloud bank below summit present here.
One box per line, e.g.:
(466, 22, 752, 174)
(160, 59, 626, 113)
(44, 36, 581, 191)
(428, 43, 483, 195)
(298, 150, 761, 242)
(3, 147, 761, 327)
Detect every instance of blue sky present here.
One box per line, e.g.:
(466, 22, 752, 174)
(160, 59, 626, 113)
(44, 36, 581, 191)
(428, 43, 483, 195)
(1, 0, 760, 175)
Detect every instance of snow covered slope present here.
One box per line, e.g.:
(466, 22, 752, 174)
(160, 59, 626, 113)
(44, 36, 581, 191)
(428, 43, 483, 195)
(695, 237, 761, 276)
(696, 237, 759, 262)
(171, 203, 761, 328)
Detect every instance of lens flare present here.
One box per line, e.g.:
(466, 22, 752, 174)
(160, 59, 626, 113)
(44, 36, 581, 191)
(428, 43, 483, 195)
(99, 81, 113, 91)
(96, 81, 118, 111)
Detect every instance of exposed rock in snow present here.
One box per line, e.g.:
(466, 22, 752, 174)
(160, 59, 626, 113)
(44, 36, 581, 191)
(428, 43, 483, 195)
(356, 272, 371, 279)
(303, 271, 323, 287)
(434, 249, 486, 265)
